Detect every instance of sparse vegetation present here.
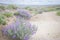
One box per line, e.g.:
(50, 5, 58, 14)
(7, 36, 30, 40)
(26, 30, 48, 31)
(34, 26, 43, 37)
(3, 12, 13, 17)
(0, 12, 13, 25)
(14, 12, 19, 15)
(0, 6, 37, 40)
(2, 16, 37, 40)
(0, 15, 6, 25)
(0, 4, 60, 40)
(0, 5, 5, 10)
(56, 11, 60, 16)
(7, 5, 17, 9)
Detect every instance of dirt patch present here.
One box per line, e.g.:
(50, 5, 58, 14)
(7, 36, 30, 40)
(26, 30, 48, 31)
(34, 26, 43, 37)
(29, 11, 60, 40)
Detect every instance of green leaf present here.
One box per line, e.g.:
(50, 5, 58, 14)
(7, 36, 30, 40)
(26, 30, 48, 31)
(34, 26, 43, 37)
(8, 29, 14, 36)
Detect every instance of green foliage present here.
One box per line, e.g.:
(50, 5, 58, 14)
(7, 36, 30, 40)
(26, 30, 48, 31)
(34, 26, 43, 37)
(14, 12, 20, 15)
(0, 5, 5, 10)
(41, 7, 60, 12)
(8, 29, 14, 36)
(31, 11, 37, 14)
(0, 15, 6, 25)
(25, 6, 30, 9)
(2, 20, 37, 40)
(55, 7, 60, 10)
(0, 12, 14, 25)
(7, 5, 17, 9)
(47, 8, 54, 11)
(3, 12, 13, 17)
(41, 7, 54, 12)
(25, 7, 33, 11)
(56, 11, 60, 16)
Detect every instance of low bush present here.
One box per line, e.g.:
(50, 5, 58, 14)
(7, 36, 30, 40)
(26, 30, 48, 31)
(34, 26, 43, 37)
(0, 15, 6, 25)
(2, 19, 37, 40)
(0, 5, 5, 10)
(16, 9, 32, 19)
(56, 11, 60, 16)
(7, 5, 17, 10)
(14, 12, 20, 15)
(3, 12, 13, 17)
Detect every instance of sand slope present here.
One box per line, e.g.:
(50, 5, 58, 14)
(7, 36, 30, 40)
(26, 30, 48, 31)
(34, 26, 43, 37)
(29, 11, 60, 40)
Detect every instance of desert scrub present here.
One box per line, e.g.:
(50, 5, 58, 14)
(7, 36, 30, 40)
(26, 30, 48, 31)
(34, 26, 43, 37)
(2, 19, 37, 40)
(0, 5, 5, 10)
(0, 15, 6, 25)
(7, 5, 17, 10)
(56, 11, 60, 16)
(31, 11, 38, 14)
(14, 12, 20, 15)
(16, 9, 32, 19)
(3, 12, 13, 17)
(25, 6, 32, 11)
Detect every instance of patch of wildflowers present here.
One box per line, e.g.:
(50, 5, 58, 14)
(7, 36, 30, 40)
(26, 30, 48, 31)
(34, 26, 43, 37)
(2, 19, 37, 40)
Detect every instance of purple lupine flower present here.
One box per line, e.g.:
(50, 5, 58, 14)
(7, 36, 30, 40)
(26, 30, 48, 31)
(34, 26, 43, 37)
(2, 17, 37, 40)
(16, 9, 32, 19)
(24, 35, 29, 40)
(12, 35, 16, 39)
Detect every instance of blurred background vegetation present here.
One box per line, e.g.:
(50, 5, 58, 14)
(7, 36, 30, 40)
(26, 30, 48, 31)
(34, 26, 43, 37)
(0, 4, 60, 13)
(0, 4, 60, 25)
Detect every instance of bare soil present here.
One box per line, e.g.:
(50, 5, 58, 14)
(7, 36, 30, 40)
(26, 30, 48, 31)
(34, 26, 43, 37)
(29, 11, 60, 40)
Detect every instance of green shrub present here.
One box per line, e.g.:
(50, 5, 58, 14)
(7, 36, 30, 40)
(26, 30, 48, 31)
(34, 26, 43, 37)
(56, 11, 60, 16)
(0, 15, 6, 25)
(0, 5, 5, 10)
(7, 5, 17, 9)
(14, 12, 19, 15)
(3, 12, 13, 17)
(2, 20, 37, 40)
(25, 7, 33, 11)
(31, 11, 37, 14)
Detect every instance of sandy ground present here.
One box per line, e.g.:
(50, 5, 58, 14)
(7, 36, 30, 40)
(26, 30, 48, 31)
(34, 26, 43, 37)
(29, 11, 60, 40)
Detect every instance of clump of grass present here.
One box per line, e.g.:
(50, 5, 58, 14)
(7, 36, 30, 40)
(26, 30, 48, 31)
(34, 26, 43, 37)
(3, 12, 13, 17)
(0, 15, 6, 25)
(14, 12, 20, 15)
(0, 5, 5, 10)
(56, 11, 60, 16)
(7, 5, 17, 10)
